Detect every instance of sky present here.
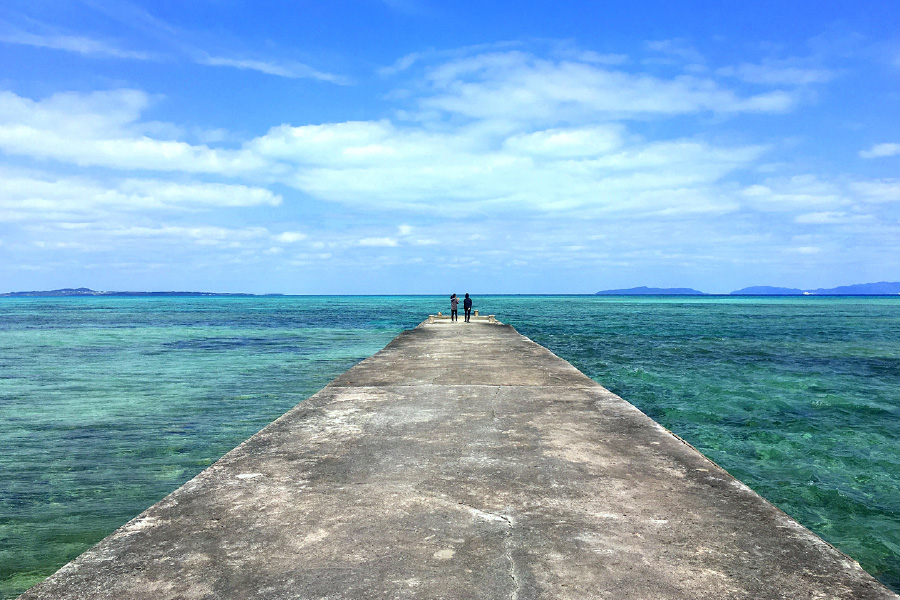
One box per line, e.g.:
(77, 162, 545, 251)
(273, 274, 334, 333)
(1, 1, 898, 294)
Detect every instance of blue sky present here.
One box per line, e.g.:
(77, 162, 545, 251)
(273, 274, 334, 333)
(1, 0, 898, 294)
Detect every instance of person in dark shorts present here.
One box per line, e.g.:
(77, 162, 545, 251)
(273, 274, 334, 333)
(450, 293, 459, 321)
(463, 293, 472, 322)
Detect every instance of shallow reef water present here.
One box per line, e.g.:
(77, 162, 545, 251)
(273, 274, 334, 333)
(1, 295, 898, 597)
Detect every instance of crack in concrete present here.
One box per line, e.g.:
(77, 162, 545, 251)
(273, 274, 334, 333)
(456, 502, 521, 600)
(488, 385, 503, 427)
(484, 388, 526, 599)
(500, 512, 521, 600)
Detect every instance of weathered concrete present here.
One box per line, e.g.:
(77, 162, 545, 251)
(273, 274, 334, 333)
(20, 319, 898, 599)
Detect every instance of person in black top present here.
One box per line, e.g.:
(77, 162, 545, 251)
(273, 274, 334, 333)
(463, 293, 473, 322)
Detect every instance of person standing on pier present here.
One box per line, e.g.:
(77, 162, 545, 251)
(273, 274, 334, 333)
(463, 293, 473, 322)
(450, 294, 459, 321)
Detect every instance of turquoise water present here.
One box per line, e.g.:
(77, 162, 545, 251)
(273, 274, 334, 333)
(1, 296, 898, 596)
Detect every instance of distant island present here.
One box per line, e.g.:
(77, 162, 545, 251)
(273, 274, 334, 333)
(597, 282, 900, 296)
(730, 282, 900, 295)
(729, 286, 804, 295)
(4, 283, 900, 298)
(595, 286, 707, 295)
(0, 287, 267, 298)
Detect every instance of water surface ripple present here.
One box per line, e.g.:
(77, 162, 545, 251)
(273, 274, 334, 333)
(1, 295, 897, 596)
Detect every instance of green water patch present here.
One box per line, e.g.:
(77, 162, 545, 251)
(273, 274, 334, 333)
(2, 295, 899, 596)
(0, 296, 443, 598)
(500, 295, 900, 591)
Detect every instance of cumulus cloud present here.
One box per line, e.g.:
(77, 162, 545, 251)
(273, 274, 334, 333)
(417, 51, 798, 123)
(859, 143, 900, 158)
(738, 176, 900, 234)
(274, 231, 307, 243)
(0, 89, 268, 173)
(849, 179, 900, 203)
(503, 125, 625, 157)
(358, 237, 399, 247)
(109, 180, 282, 209)
(112, 224, 269, 243)
(3, 43, 890, 272)
(80, 223, 304, 249)
(0, 59, 778, 221)
(740, 175, 849, 211)
(0, 169, 280, 223)
(0, 88, 149, 132)
(244, 116, 764, 216)
(4, 28, 900, 292)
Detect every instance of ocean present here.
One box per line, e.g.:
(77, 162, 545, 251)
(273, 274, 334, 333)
(1, 295, 898, 597)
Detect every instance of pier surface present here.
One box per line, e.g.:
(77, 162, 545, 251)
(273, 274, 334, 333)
(21, 318, 897, 599)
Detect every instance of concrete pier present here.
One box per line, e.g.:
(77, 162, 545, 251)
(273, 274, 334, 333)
(20, 318, 898, 599)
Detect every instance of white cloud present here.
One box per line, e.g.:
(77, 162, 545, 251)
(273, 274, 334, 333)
(109, 224, 271, 247)
(0, 44, 878, 272)
(274, 232, 307, 243)
(358, 237, 399, 247)
(243, 115, 765, 216)
(718, 62, 834, 85)
(503, 125, 624, 157)
(197, 54, 350, 84)
(0, 88, 149, 133)
(644, 39, 706, 65)
(849, 180, 900, 203)
(859, 143, 900, 158)
(578, 51, 629, 65)
(4, 29, 900, 293)
(738, 176, 900, 230)
(0, 89, 268, 174)
(740, 175, 849, 211)
(418, 51, 798, 124)
(117, 180, 281, 208)
(104, 225, 311, 250)
(795, 211, 852, 224)
(0, 170, 280, 222)
(0, 48, 801, 220)
(17, 222, 282, 253)
(246, 120, 396, 165)
(0, 30, 151, 59)
(379, 51, 427, 76)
